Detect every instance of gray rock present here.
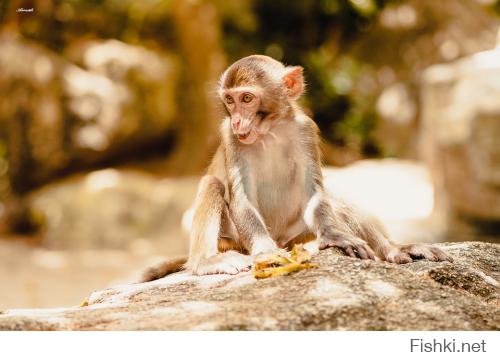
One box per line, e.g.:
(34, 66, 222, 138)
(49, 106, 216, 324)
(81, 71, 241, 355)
(420, 44, 500, 235)
(0, 242, 498, 330)
(29, 169, 198, 251)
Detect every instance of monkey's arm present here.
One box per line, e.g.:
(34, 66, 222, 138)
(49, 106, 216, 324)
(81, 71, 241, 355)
(299, 118, 451, 263)
(300, 118, 375, 259)
(217, 118, 278, 255)
(228, 167, 278, 255)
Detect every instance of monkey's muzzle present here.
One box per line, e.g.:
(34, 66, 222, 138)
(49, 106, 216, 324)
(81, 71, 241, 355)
(237, 131, 251, 141)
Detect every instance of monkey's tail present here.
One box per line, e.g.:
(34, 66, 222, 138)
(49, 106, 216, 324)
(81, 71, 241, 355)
(139, 257, 187, 283)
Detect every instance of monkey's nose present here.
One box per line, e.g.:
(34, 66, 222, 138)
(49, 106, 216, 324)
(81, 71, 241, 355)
(232, 119, 241, 133)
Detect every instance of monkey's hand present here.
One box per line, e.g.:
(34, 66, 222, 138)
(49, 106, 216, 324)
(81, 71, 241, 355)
(318, 233, 376, 260)
(384, 244, 453, 264)
(191, 251, 252, 275)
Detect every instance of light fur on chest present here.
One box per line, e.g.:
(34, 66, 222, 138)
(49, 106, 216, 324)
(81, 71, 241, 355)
(239, 121, 306, 239)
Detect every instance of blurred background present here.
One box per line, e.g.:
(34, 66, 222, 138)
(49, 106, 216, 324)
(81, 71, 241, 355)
(0, 0, 499, 309)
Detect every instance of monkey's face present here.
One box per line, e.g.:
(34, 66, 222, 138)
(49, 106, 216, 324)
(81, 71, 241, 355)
(219, 55, 305, 145)
(221, 86, 267, 145)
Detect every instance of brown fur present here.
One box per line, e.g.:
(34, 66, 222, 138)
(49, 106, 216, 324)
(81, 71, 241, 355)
(222, 55, 283, 88)
(141, 55, 452, 282)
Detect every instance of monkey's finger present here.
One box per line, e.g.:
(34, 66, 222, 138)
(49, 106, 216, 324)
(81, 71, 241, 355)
(354, 246, 367, 259)
(357, 245, 375, 260)
(362, 245, 376, 260)
(217, 268, 239, 275)
(212, 264, 239, 275)
(394, 252, 412, 264)
(410, 247, 437, 261)
(343, 246, 357, 258)
(318, 240, 332, 250)
(431, 247, 453, 262)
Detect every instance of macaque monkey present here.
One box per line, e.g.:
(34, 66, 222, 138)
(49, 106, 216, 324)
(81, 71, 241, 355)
(141, 55, 451, 281)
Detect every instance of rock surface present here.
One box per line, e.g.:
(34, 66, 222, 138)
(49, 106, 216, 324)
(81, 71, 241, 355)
(0, 242, 498, 330)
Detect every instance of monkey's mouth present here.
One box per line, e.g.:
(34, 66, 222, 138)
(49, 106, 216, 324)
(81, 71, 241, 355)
(236, 129, 258, 144)
(237, 131, 251, 141)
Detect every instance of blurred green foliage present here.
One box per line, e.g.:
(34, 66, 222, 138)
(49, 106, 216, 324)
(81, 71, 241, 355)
(218, 0, 500, 155)
(5, 0, 394, 155)
(221, 0, 394, 153)
(4, 0, 499, 163)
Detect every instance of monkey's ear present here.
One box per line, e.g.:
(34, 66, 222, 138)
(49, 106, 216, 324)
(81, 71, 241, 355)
(282, 66, 304, 99)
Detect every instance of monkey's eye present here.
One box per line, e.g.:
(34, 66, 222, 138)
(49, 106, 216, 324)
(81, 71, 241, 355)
(242, 93, 254, 103)
(226, 95, 234, 104)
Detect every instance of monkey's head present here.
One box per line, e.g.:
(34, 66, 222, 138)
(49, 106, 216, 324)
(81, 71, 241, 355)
(218, 55, 304, 145)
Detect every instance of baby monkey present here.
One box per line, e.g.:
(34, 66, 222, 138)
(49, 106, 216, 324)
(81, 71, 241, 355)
(142, 55, 451, 281)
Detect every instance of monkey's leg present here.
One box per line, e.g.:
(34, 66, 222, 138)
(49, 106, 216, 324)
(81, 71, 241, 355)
(186, 175, 252, 275)
(331, 202, 453, 264)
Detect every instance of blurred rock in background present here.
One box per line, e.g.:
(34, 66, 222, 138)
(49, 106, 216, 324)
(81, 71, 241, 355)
(0, 35, 179, 188)
(0, 0, 225, 234)
(353, 0, 500, 159)
(420, 37, 500, 241)
(29, 169, 197, 251)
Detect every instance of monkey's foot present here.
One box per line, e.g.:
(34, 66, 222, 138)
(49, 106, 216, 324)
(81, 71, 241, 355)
(191, 251, 252, 275)
(385, 244, 453, 264)
(319, 236, 376, 260)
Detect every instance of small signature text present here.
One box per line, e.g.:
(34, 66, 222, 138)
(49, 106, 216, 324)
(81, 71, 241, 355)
(16, 8, 34, 13)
